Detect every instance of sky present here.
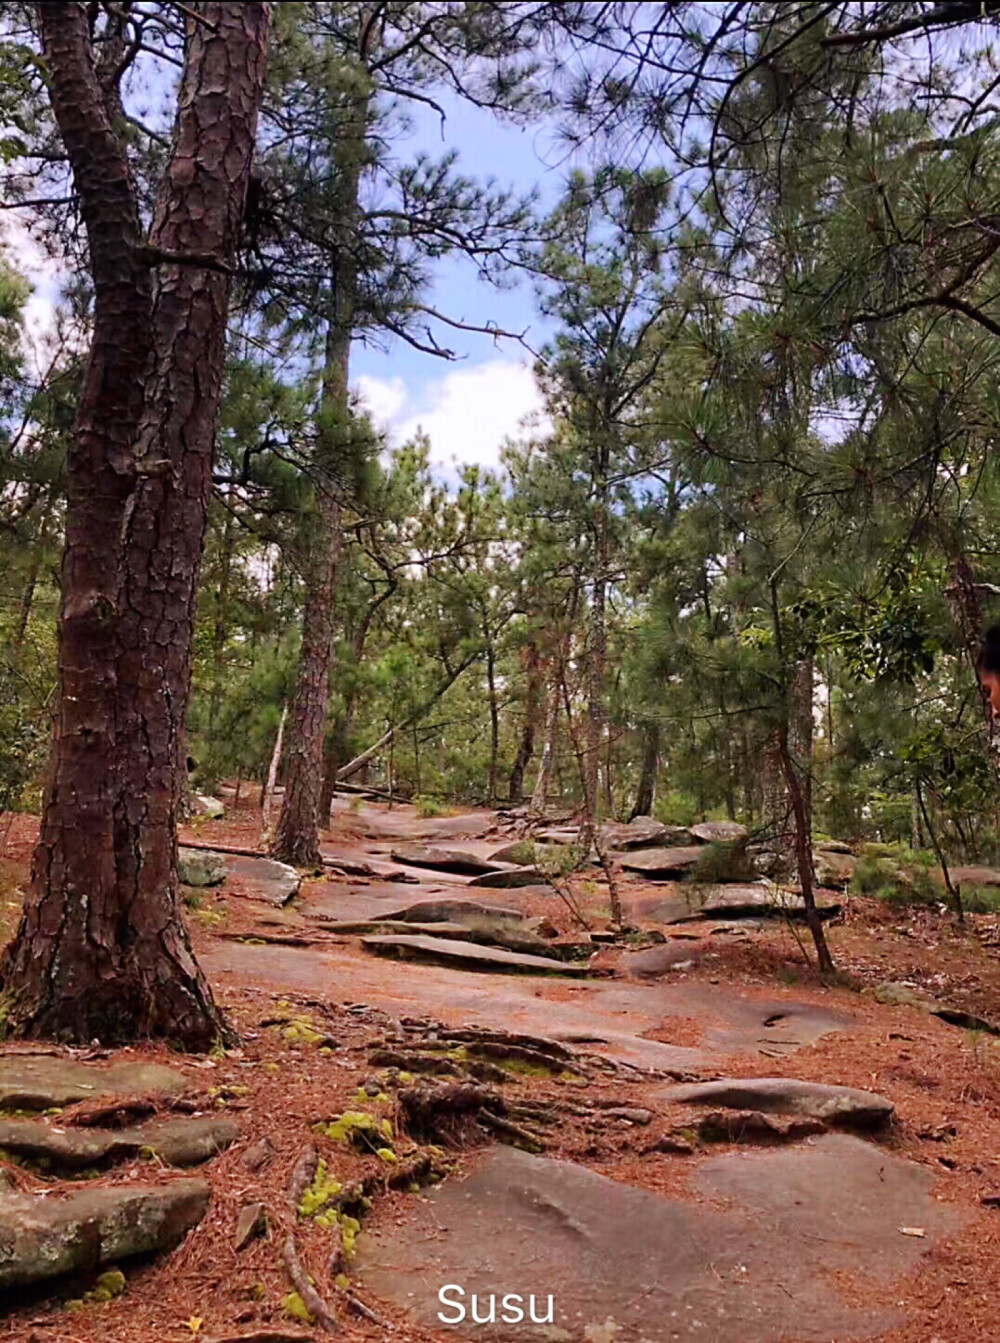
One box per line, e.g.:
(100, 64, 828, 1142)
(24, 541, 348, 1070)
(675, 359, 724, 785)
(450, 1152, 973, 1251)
(350, 90, 569, 477)
(5, 46, 578, 482)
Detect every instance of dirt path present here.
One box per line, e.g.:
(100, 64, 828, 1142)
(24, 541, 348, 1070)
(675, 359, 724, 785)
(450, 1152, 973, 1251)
(2, 797, 1000, 1340)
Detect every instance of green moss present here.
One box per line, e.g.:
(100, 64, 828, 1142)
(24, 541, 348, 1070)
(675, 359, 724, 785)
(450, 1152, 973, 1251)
(282, 1291, 314, 1324)
(83, 1268, 126, 1304)
(318, 1109, 393, 1154)
(376, 1147, 397, 1163)
(298, 1158, 342, 1217)
(283, 1018, 324, 1046)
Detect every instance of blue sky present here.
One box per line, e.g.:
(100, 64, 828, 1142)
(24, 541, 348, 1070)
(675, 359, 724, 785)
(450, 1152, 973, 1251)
(351, 89, 571, 476)
(8, 44, 581, 480)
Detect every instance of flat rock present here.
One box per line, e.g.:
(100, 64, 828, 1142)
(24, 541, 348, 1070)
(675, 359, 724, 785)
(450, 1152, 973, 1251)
(814, 849, 856, 886)
(190, 793, 224, 819)
(378, 899, 524, 925)
(690, 821, 748, 844)
(696, 884, 841, 920)
(600, 816, 688, 850)
(817, 840, 852, 855)
(0, 1114, 238, 1170)
(620, 845, 702, 877)
(390, 843, 503, 876)
(0, 1178, 209, 1290)
(360, 934, 583, 976)
(658, 1077, 893, 1128)
(178, 847, 227, 887)
(488, 840, 537, 865)
(356, 1138, 953, 1342)
(227, 854, 300, 906)
(620, 941, 710, 978)
(872, 982, 1000, 1034)
(536, 828, 580, 846)
(468, 867, 544, 889)
(0, 1056, 188, 1111)
(234, 1201, 267, 1251)
(943, 864, 1000, 888)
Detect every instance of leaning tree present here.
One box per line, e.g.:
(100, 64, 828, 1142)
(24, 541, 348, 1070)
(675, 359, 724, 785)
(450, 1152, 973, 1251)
(0, 1, 270, 1048)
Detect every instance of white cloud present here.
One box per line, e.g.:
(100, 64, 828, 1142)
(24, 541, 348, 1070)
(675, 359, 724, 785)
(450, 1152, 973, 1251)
(355, 359, 548, 475)
(354, 372, 408, 426)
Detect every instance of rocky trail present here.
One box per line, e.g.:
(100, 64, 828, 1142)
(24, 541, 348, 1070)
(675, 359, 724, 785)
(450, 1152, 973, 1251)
(4, 797, 1000, 1340)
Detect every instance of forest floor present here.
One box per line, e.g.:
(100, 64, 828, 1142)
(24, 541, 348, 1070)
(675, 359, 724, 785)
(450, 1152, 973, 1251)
(3, 798, 1000, 1340)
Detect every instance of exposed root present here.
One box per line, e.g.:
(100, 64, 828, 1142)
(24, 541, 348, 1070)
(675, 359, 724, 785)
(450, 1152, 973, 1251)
(60, 1093, 162, 1127)
(287, 1143, 319, 1213)
(477, 1110, 546, 1152)
(282, 1233, 338, 1333)
(346, 1292, 383, 1325)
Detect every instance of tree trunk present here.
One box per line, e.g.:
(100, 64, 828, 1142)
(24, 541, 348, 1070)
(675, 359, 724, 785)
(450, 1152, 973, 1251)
(485, 643, 499, 805)
(581, 501, 608, 846)
(2, 2, 269, 1048)
(778, 727, 834, 974)
(530, 672, 561, 815)
(271, 69, 370, 867)
(789, 658, 814, 822)
(630, 720, 659, 819)
(508, 641, 541, 804)
(260, 704, 288, 844)
(945, 554, 1000, 805)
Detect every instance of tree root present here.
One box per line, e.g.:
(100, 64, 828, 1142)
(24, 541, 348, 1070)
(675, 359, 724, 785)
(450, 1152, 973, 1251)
(346, 1292, 383, 1325)
(367, 1048, 462, 1075)
(288, 1144, 319, 1213)
(476, 1110, 545, 1152)
(282, 1233, 338, 1333)
(60, 1093, 162, 1128)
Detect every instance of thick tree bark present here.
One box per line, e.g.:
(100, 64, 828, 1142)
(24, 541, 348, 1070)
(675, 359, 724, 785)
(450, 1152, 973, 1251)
(2, 3, 269, 1048)
(272, 67, 370, 867)
(508, 641, 541, 804)
(630, 720, 659, 819)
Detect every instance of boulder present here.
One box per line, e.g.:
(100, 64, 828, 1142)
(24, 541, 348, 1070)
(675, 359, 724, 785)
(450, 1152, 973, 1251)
(817, 840, 852, 855)
(0, 1179, 209, 1290)
(360, 933, 583, 976)
(0, 1056, 187, 1111)
(814, 850, 855, 887)
(226, 853, 300, 906)
(690, 821, 748, 844)
(390, 843, 503, 876)
(178, 847, 227, 887)
(600, 817, 689, 851)
(0, 1114, 238, 1170)
(658, 1077, 893, 1128)
(468, 867, 545, 889)
(620, 846, 702, 877)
